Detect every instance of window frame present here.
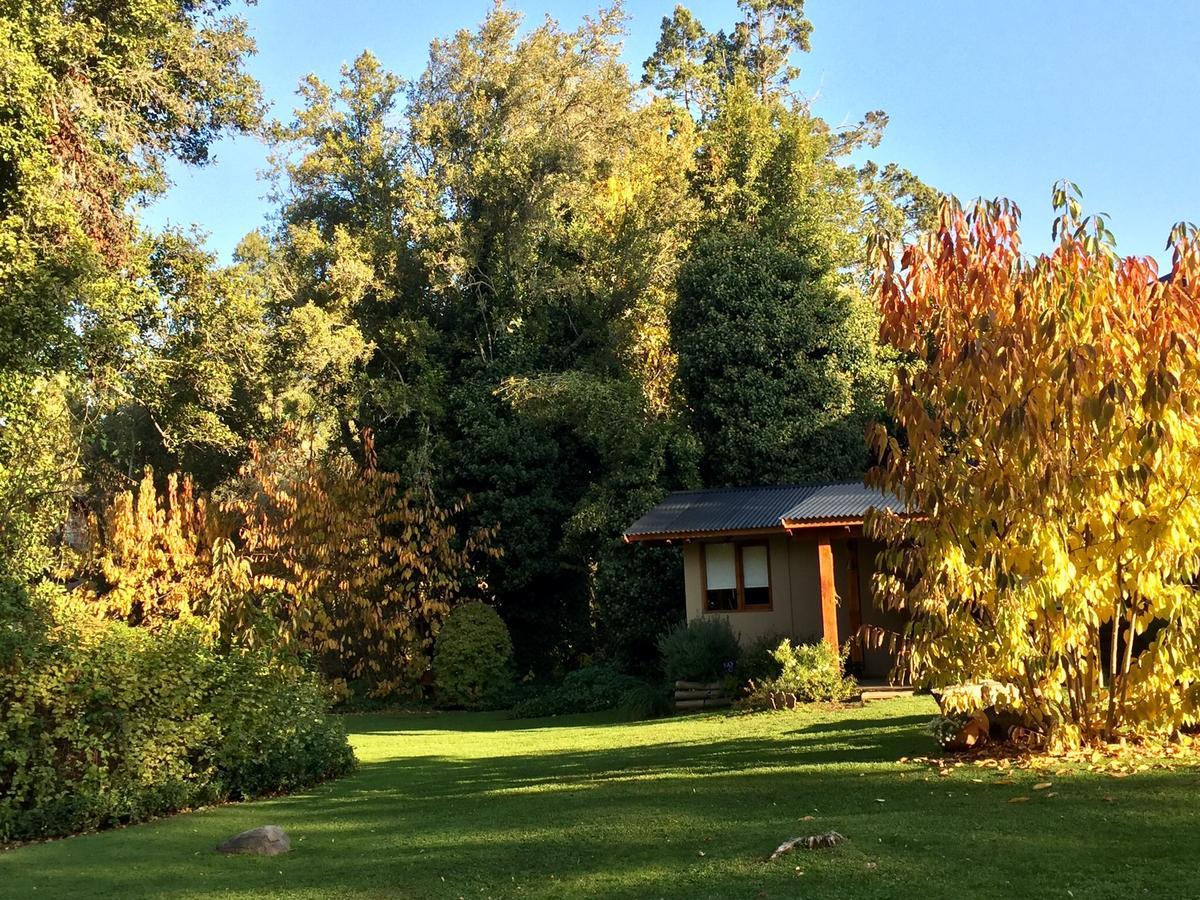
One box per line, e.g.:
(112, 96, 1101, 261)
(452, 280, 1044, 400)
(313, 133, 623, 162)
(700, 540, 773, 613)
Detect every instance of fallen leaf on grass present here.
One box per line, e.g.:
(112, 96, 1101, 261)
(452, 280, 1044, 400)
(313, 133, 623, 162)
(1008, 797, 1030, 803)
(1033, 782, 1052, 791)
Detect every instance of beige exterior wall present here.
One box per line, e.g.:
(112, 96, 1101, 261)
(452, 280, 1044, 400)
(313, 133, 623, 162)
(682, 537, 795, 644)
(682, 534, 901, 679)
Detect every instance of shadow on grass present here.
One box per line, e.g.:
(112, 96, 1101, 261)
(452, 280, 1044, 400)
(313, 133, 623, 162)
(6, 704, 1200, 900)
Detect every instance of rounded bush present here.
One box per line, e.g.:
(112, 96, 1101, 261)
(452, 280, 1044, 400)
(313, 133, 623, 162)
(434, 602, 513, 709)
(740, 639, 857, 709)
(658, 618, 742, 683)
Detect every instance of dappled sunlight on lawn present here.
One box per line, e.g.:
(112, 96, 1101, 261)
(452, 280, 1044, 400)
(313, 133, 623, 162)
(5, 696, 1200, 900)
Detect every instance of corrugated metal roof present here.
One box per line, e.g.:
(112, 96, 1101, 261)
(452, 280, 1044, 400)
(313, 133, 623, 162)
(623, 482, 904, 539)
(781, 482, 906, 523)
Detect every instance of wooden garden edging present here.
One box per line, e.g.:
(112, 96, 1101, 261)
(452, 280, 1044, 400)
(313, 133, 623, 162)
(674, 680, 732, 710)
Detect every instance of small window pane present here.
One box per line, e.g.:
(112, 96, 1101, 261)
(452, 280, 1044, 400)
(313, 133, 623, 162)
(741, 545, 770, 606)
(743, 586, 770, 606)
(705, 544, 737, 610)
(706, 588, 738, 611)
(705, 543, 736, 590)
(741, 546, 769, 588)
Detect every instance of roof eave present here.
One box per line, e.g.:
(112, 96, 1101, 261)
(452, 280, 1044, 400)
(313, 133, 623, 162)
(622, 525, 789, 544)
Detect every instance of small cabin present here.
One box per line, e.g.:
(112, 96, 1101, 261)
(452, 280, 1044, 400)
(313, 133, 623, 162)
(623, 482, 905, 680)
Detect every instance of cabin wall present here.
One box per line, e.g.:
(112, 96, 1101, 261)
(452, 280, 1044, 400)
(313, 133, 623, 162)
(681, 535, 902, 680)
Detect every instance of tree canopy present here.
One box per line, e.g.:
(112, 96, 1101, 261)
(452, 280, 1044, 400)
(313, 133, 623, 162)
(3, 0, 931, 680)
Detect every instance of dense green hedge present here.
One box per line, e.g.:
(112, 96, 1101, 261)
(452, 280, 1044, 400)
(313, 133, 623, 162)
(510, 664, 645, 718)
(0, 613, 355, 842)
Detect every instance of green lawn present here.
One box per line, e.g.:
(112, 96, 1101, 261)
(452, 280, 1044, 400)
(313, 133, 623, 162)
(4, 696, 1198, 899)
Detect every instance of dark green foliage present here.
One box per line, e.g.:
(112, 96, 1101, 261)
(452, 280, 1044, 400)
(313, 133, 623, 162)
(510, 665, 644, 719)
(592, 543, 686, 676)
(207, 648, 357, 798)
(673, 227, 879, 485)
(616, 681, 674, 722)
(0, 617, 354, 843)
(0, 582, 53, 672)
(444, 387, 594, 674)
(658, 618, 742, 683)
(434, 603, 514, 710)
(734, 631, 788, 685)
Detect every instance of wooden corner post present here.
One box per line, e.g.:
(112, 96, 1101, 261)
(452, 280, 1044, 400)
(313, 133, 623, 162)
(817, 539, 838, 649)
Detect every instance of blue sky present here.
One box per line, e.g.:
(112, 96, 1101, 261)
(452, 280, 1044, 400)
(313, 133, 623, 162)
(146, 0, 1197, 267)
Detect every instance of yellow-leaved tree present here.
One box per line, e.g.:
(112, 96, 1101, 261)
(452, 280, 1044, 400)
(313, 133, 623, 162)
(78, 471, 216, 626)
(78, 432, 498, 697)
(868, 183, 1200, 748)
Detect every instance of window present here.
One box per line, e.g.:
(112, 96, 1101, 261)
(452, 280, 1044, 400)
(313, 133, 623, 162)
(741, 544, 770, 606)
(703, 542, 771, 612)
(704, 543, 738, 610)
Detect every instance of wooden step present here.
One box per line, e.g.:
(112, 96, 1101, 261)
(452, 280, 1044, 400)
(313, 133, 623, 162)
(854, 691, 916, 705)
(859, 685, 915, 703)
(674, 688, 726, 701)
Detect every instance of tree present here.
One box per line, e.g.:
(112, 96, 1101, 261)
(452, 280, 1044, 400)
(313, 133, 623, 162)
(868, 185, 1200, 748)
(641, 6, 717, 116)
(643, 0, 812, 111)
(77, 433, 499, 697)
(267, 5, 702, 671)
(722, 0, 813, 102)
(665, 63, 914, 485)
(0, 0, 262, 378)
(0, 0, 261, 617)
(76, 469, 216, 627)
(220, 432, 498, 696)
(673, 227, 882, 485)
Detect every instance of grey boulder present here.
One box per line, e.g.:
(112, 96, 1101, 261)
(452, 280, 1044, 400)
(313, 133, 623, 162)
(215, 825, 291, 856)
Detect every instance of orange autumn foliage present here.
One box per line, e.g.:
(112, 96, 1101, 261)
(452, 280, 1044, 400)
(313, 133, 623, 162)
(868, 183, 1200, 747)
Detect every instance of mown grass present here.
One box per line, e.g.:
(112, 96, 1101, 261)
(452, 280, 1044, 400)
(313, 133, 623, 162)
(4, 696, 1198, 899)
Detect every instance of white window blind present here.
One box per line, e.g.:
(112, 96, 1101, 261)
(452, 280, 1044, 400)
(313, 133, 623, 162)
(741, 545, 769, 589)
(705, 543, 736, 591)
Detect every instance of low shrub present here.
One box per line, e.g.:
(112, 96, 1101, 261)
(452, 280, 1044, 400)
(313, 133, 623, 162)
(617, 681, 674, 722)
(741, 639, 856, 708)
(434, 602, 514, 709)
(658, 618, 741, 684)
(0, 613, 354, 843)
(734, 632, 788, 686)
(510, 664, 643, 718)
(208, 649, 356, 798)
